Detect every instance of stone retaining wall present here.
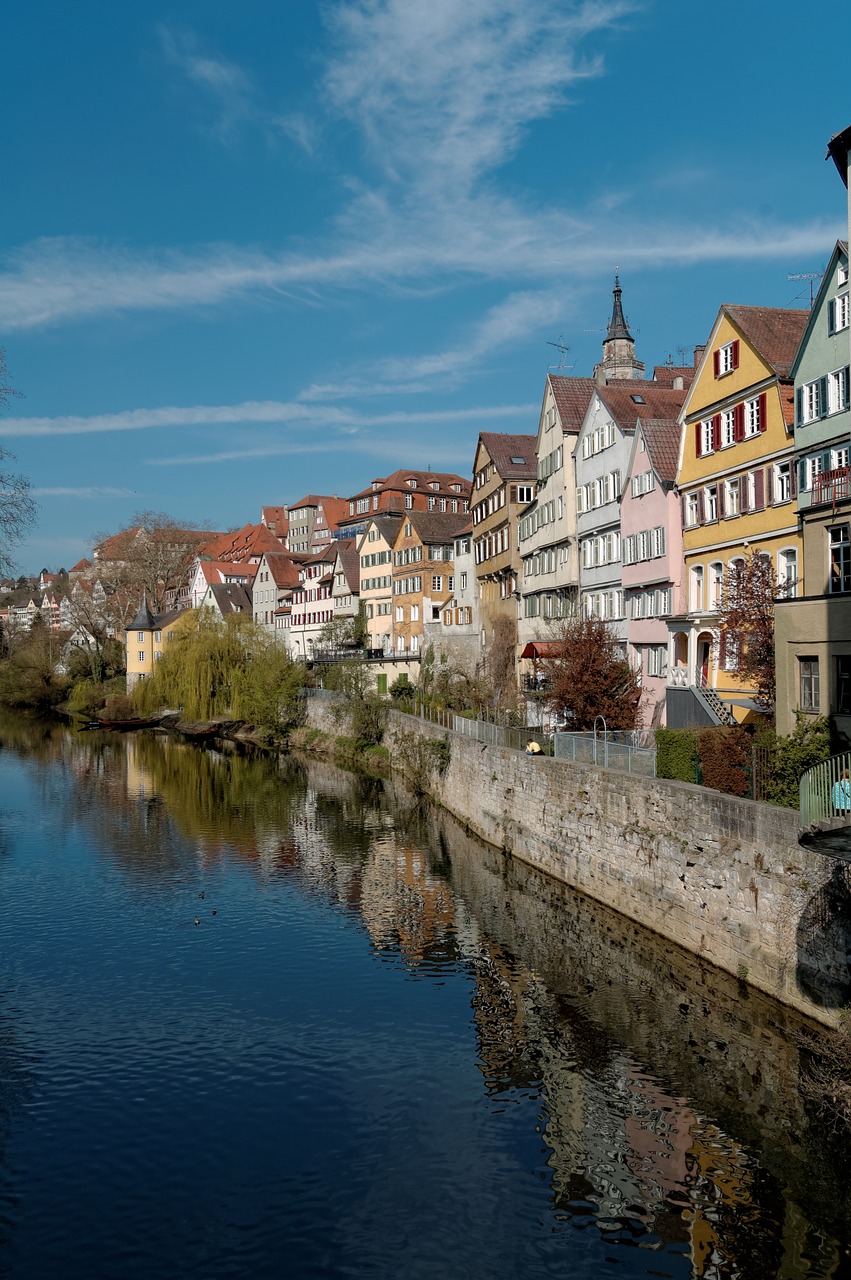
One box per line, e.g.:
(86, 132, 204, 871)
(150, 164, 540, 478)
(305, 697, 843, 1025)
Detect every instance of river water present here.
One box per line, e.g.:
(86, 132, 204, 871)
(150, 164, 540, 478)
(0, 715, 850, 1278)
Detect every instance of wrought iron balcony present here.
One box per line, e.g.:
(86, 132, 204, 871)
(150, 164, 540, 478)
(811, 466, 851, 509)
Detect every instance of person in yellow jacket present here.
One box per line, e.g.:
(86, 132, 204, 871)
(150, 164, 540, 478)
(525, 739, 542, 756)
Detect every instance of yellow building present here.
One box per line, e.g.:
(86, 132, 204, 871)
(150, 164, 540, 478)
(357, 514, 403, 655)
(669, 305, 808, 725)
(124, 594, 187, 692)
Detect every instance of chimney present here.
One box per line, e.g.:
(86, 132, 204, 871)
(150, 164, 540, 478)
(693, 344, 705, 367)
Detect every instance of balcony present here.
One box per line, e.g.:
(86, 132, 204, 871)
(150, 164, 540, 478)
(811, 466, 851, 509)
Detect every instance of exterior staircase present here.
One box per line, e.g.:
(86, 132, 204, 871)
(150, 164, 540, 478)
(691, 684, 736, 726)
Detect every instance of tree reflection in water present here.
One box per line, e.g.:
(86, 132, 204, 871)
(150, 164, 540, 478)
(2, 711, 851, 1276)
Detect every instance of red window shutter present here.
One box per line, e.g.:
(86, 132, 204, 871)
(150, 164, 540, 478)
(713, 349, 720, 378)
(717, 482, 726, 518)
(766, 466, 774, 506)
(758, 392, 768, 432)
(712, 414, 721, 450)
(695, 421, 702, 457)
(731, 340, 740, 370)
(733, 403, 745, 442)
(753, 469, 765, 510)
(696, 491, 705, 524)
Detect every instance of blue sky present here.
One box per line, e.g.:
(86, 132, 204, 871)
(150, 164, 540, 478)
(2, 0, 849, 573)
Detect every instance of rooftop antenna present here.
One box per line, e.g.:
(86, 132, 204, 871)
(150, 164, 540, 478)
(788, 271, 823, 309)
(546, 334, 571, 373)
(677, 345, 692, 365)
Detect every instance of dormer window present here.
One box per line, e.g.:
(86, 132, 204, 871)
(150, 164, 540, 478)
(430, 481, 440, 490)
(450, 483, 461, 493)
(406, 478, 417, 488)
(714, 340, 739, 377)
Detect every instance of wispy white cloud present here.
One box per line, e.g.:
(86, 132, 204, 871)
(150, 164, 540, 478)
(2, 397, 534, 441)
(31, 486, 137, 498)
(0, 1, 841, 335)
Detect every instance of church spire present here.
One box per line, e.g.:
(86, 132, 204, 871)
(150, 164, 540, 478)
(607, 271, 633, 341)
(593, 271, 644, 384)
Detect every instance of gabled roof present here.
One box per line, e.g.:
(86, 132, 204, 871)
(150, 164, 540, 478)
(401, 511, 472, 546)
(259, 552, 301, 591)
(789, 241, 849, 382)
(205, 583, 253, 615)
(201, 523, 284, 563)
(651, 364, 695, 389)
(289, 493, 338, 510)
(346, 469, 471, 503)
(69, 558, 92, 575)
(723, 305, 809, 380)
(637, 419, 681, 486)
(477, 432, 537, 479)
(261, 506, 289, 537)
(547, 375, 603, 434)
(595, 383, 688, 429)
(334, 539, 361, 593)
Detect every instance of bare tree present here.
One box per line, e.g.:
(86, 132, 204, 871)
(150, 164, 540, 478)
(93, 510, 212, 614)
(0, 349, 37, 575)
(541, 614, 641, 731)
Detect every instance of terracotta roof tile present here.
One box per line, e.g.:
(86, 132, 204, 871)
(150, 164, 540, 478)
(478, 432, 538, 479)
(595, 383, 688, 428)
(723, 305, 809, 379)
(637, 419, 682, 486)
(402, 511, 473, 545)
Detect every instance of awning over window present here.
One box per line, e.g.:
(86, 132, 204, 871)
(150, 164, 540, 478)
(520, 641, 563, 659)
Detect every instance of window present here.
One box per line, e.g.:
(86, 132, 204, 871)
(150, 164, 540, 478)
(804, 454, 823, 491)
(701, 420, 715, 455)
(778, 548, 798, 598)
(715, 340, 739, 376)
(137, 631, 145, 642)
(773, 461, 792, 504)
(830, 525, 851, 594)
(829, 367, 850, 414)
(395, 606, 403, 621)
(724, 478, 740, 516)
(631, 470, 655, 497)
(709, 562, 724, 610)
(799, 657, 820, 712)
(685, 492, 699, 527)
(690, 565, 704, 612)
(646, 646, 667, 677)
(410, 604, 419, 622)
(137, 650, 145, 663)
(830, 292, 850, 333)
(704, 484, 718, 523)
(802, 379, 823, 423)
(837, 656, 851, 715)
(459, 572, 467, 591)
(514, 484, 534, 503)
(721, 409, 735, 448)
(404, 494, 413, 509)
(432, 576, 443, 592)
(744, 396, 763, 435)
(840, 261, 850, 287)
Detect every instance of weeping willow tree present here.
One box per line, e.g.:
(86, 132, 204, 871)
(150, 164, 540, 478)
(134, 609, 305, 731)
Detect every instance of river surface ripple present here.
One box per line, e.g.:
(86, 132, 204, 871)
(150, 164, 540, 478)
(0, 716, 849, 1279)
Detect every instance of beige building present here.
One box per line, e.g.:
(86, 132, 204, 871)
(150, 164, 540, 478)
(124, 595, 186, 693)
(357, 515, 402, 655)
(472, 432, 537, 659)
(390, 512, 470, 657)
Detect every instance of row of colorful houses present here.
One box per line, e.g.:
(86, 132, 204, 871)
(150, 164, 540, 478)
(120, 125, 851, 743)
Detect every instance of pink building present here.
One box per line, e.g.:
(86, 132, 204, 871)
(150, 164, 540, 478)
(621, 418, 685, 728)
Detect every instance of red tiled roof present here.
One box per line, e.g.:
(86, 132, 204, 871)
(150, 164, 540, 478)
(548, 376, 599, 434)
(261, 506, 289, 537)
(346, 469, 471, 503)
(201, 523, 284, 563)
(477, 432, 538, 479)
(334, 540, 361, 593)
(651, 365, 695, 388)
(596, 383, 688, 429)
(723, 306, 809, 380)
(638, 419, 682, 486)
(261, 552, 301, 590)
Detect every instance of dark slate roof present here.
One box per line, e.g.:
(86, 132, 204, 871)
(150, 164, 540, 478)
(638, 419, 681, 486)
(596, 383, 688, 429)
(403, 511, 472, 545)
(207, 583, 253, 615)
(478, 432, 538, 479)
(827, 124, 851, 186)
(723, 306, 809, 380)
(128, 592, 156, 632)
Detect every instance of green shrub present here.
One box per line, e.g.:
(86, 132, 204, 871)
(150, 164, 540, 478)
(655, 728, 699, 783)
(758, 714, 832, 811)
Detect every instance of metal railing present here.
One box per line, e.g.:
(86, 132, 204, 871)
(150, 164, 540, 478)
(811, 466, 851, 509)
(799, 750, 851, 826)
(553, 730, 656, 777)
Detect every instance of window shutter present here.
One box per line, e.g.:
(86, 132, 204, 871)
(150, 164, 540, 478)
(695, 421, 702, 457)
(731, 340, 740, 370)
(712, 414, 721, 451)
(753, 469, 765, 510)
(717, 482, 726, 518)
(758, 392, 768, 432)
(739, 474, 749, 512)
(819, 376, 829, 418)
(790, 461, 798, 497)
(681, 494, 688, 527)
(713, 349, 720, 378)
(734, 403, 745, 441)
(828, 299, 836, 334)
(718, 631, 727, 669)
(796, 387, 803, 426)
(696, 491, 705, 524)
(766, 466, 774, 506)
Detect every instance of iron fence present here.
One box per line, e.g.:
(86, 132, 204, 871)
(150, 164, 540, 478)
(553, 730, 657, 777)
(799, 750, 851, 826)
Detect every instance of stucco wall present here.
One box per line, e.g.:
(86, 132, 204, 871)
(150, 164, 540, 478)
(305, 696, 843, 1025)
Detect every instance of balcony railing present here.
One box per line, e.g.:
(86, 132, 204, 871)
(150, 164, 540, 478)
(811, 466, 851, 509)
(800, 750, 851, 827)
